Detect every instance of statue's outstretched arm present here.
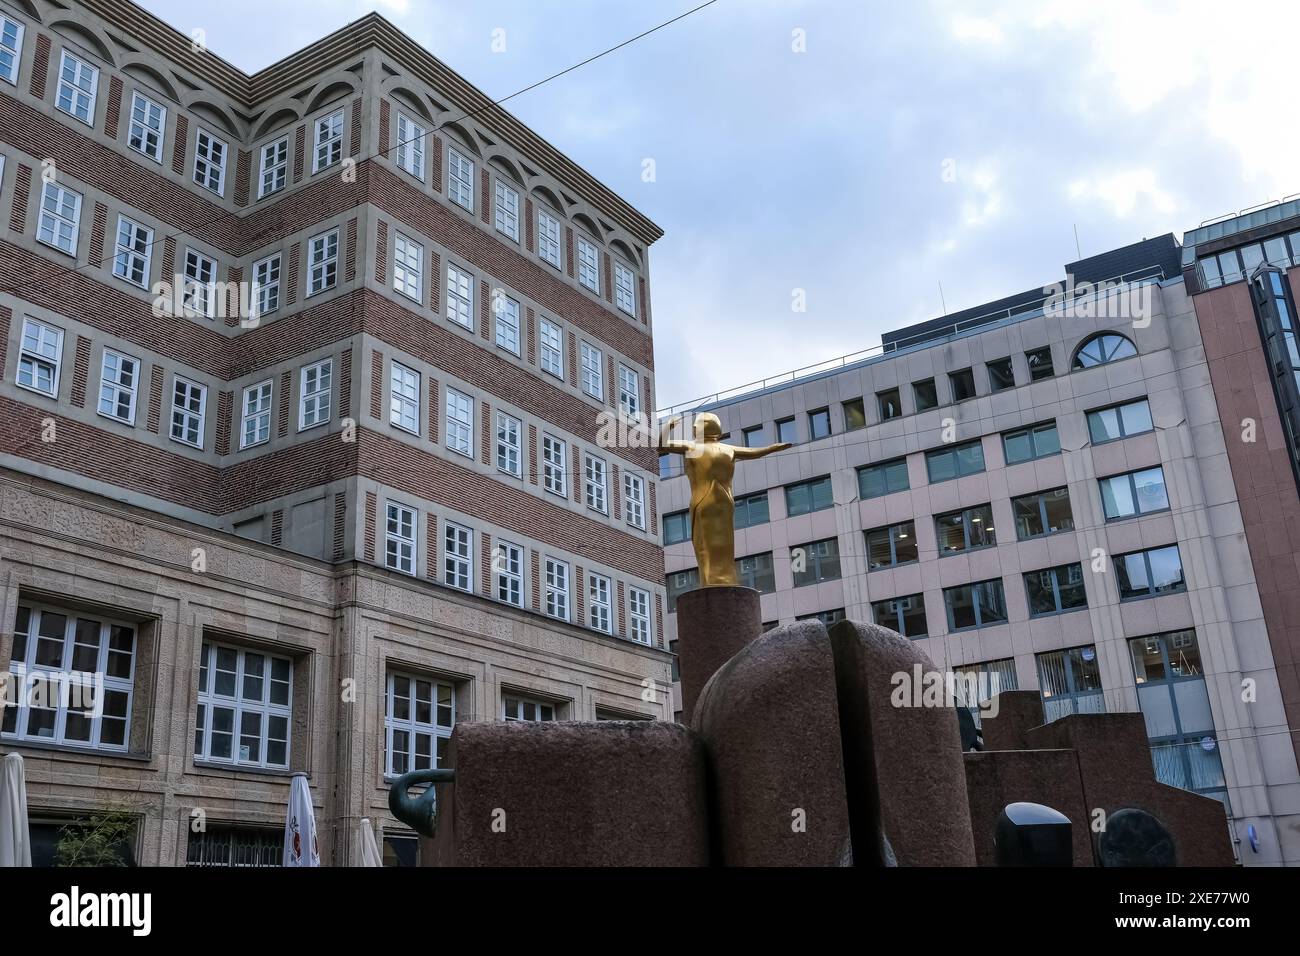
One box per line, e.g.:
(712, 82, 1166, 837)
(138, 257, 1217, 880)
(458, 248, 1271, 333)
(657, 416, 692, 455)
(732, 441, 793, 460)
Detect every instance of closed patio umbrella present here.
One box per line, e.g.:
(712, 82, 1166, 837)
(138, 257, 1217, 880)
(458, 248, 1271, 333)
(356, 817, 383, 867)
(0, 753, 31, 867)
(282, 773, 319, 867)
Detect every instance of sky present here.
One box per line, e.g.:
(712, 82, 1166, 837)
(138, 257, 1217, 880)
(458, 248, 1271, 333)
(140, 0, 1300, 409)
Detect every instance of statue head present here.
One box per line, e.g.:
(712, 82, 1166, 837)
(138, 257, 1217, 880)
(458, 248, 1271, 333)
(693, 413, 723, 442)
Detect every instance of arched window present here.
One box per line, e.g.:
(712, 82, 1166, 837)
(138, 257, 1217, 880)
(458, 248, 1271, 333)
(1073, 333, 1137, 370)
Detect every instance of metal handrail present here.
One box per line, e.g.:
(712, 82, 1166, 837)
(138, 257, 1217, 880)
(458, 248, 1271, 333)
(1198, 192, 1300, 228)
(657, 265, 1167, 417)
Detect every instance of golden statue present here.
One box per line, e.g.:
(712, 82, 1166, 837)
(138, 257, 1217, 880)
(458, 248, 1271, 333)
(659, 412, 792, 586)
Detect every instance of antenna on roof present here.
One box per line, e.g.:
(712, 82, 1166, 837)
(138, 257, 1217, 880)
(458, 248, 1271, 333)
(938, 281, 948, 315)
(1073, 224, 1082, 259)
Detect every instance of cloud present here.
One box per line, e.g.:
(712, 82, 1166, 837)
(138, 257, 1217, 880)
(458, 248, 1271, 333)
(1068, 169, 1180, 219)
(137, 0, 1295, 410)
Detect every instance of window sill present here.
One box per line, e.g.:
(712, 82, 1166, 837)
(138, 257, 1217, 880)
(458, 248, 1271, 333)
(1119, 589, 1188, 603)
(1027, 605, 1089, 620)
(0, 737, 150, 762)
(1103, 507, 1172, 523)
(35, 237, 78, 259)
(95, 409, 137, 428)
(938, 544, 997, 558)
(15, 381, 60, 401)
(192, 760, 301, 779)
(867, 560, 920, 573)
(946, 622, 1008, 634)
(1015, 528, 1073, 542)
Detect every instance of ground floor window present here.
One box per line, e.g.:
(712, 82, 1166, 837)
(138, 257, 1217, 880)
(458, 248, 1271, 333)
(2, 602, 136, 752)
(1036, 645, 1105, 722)
(384, 671, 455, 777)
(1129, 630, 1227, 805)
(28, 812, 137, 867)
(383, 834, 419, 867)
(186, 824, 281, 867)
(503, 693, 557, 722)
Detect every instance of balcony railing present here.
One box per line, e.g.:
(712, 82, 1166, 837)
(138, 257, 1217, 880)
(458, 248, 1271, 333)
(657, 266, 1167, 418)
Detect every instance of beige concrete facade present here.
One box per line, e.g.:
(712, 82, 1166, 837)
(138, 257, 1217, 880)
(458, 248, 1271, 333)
(660, 277, 1300, 865)
(0, 472, 670, 865)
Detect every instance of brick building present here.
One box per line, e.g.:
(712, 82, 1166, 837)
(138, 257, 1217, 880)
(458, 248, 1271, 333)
(0, 0, 669, 865)
(659, 233, 1300, 865)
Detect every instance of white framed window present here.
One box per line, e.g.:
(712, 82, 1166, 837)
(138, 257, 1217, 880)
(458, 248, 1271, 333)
(393, 233, 423, 302)
(253, 253, 281, 317)
(629, 587, 651, 645)
(579, 342, 603, 399)
(170, 376, 206, 448)
(503, 694, 556, 722)
(97, 349, 139, 424)
(182, 249, 216, 318)
(127, 92, 165, 162)
(55, 50, 97, 125)
(37, 181, 82, 256)
(112, 216, 152, 287)
(0, 16, 24, 86)
(494, 293, 520, 355)
(258, 136, 288, 198)
(307, 229, 338, 295)
(240, 380, 272, 449)
(16, 319, 63, 396)
(312, 109, 344, 173)
(385, 672, 454, 777)
(495, 541, 524, 607)
(2, 603, 135, 751)
(299, 359, 332, 430)
(495, 411, 521, 477)
(584, 453, 607, 512)
(396, 113, 425, 180)
(385, 502, 417, 575)
(444, 521, 473, 591)
(194, 642, 291, 769)
(623, 473, 645, 529)
(193, 127, 227, 195)
(577, 237, 600, 292)
(614, 261, 637, 316)
(539, 319, 563, 378)
(544, 558, 570, 621)
(448, 147, 474, 210)
(390, 361, 420, 434)
(588, 573, 612, 634)
(494, 180, 519, 241)
(537, 209, 561, 268)
(618, 364, 640, 416)
(445, 387, 473, 457)
(446, 265, 473, 329)
(542, 433, 567, 496)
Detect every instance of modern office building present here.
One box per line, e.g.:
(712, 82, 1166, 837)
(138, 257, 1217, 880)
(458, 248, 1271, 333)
(659, 232, 1300, 865)
(0, 0, 668, 865)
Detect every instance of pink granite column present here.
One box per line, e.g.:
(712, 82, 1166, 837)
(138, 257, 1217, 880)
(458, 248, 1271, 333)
(675, 586, 761, 723)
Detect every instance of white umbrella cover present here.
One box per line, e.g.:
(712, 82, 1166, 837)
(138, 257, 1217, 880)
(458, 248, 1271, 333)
(356, 817, 383, 867)
(0, 753, 31, 867)
(282, 773, 320, 867)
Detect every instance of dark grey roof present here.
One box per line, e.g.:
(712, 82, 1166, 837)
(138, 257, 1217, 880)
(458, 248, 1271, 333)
(882, 233, 1181, 349)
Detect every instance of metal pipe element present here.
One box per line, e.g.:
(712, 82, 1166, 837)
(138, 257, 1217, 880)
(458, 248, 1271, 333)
(387, 769, 455, 837)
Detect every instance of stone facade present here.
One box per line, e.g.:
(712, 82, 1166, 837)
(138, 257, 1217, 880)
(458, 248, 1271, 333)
(0, 0, 668, 864)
